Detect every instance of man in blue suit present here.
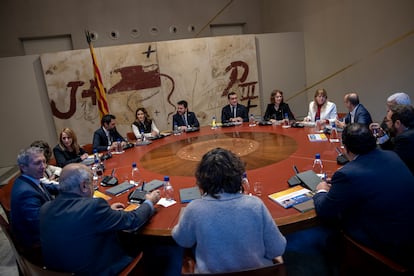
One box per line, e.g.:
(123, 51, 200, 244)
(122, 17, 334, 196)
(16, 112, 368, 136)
(314, 123, 414, 269)
(221, 92, 249, 123)
(10, 147, 58, 262)
(336, 92, 372, 128)
(93, 114, 126, 152)
(172, 100, 200, 131)
(40, 163, 160, 275)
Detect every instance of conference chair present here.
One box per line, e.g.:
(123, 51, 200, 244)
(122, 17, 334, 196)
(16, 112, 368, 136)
(0, 174, 19, 220)
(182, 263, 286, 276)
(340, 233, 409, 275)
(126, 132, 137, 143)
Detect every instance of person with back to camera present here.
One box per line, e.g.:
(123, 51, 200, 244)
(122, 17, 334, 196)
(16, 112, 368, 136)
(40, 163, 161, 275)
(132, 107, 160, 139)
(221, 92, 249, 123)
(93, 114, 126, 152)
(30, 140, 61, 182)
(263, 89, 295, 123)
(172, 148, 286, 274)
(53, 128, 89, 168)
(304, 88, 337, 125)
(313, 123, 414, 270)
(172, 100, 200, 132)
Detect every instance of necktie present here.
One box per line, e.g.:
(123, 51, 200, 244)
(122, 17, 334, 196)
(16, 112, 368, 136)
(39, 182, 53, 201)
(182, 114, 188, 126)
(232, 106, 236, 118)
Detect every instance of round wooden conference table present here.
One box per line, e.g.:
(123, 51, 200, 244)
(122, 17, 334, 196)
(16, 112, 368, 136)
(99, 123, 342, 236)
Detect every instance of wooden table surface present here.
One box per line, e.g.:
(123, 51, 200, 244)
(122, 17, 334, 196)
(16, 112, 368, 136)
(98, 123, 342, 236)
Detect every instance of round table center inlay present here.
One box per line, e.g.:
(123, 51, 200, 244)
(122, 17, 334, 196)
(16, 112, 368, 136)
(176, 138, 260, 161)
(140, 132, 297, 176)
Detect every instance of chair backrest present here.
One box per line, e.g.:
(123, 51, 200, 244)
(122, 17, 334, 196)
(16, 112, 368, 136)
(341, 233, 409, 274)
(126, 132, 137, 143)
(182, 263, 286, 276)
(0, 173, 19, 220)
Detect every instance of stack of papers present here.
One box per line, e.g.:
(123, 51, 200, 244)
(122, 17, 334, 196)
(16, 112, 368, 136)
(268, 186, 313, 208)
(307, 133, 328, 142)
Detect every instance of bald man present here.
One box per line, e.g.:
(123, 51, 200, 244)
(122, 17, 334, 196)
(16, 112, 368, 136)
(336, 92, 372, 128)
(40, 163, 160, 275)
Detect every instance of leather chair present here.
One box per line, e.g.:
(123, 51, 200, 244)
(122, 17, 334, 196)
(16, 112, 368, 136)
(82, 143, 94, 154)
(0, 174, 19, 220)
(340, 233, 409, 275)
(126, 132, 137, 143)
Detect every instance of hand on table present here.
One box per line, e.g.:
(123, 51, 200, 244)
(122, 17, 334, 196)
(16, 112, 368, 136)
(111, 202, 126, 210)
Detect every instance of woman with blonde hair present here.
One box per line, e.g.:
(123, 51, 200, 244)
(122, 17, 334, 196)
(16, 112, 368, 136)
(53, 128, 88, 167)
(304, 88, 337, 124)
(132, 107, 160, 139)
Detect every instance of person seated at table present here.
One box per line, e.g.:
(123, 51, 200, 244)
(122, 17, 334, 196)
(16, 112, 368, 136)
(11, 147, 58, 263)
(221, 92, 249, 123)
(336, 92, 372, 128)
(30, 140, 61, 182)
(40, 163, 161, 275)
(172, 148, 286, 274)
(53, 128, 89, 168)
(314, 123, 414, 269)
(375, 104, 414, 174)
(263, 89, 295, 122)
(172, 100, 200, 131)
(304, 88, 337, 124)
(93, 114, 126, 152)
(378, 92, 412, 133)
(132, 107, 160, 139)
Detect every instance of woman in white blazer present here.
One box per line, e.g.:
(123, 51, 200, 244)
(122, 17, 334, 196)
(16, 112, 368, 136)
(304, 88, 337, 124)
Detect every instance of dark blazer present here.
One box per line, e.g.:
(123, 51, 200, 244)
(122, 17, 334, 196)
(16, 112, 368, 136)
(172, 111, 200, 129)
(380, 128, 414, 175)
(221, 104, 249, 123)
(93, 127, 125, 152)
(263, 103, 295, 121)
(10, 175, 56, 251)
(313, 149, 414, 266)
(40, 193, 154, 275)
(53, 145, 86, 168)
(343, 104, 373, 126)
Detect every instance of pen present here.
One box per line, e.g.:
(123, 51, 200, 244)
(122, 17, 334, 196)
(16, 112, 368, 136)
(141, 181, 145, 191)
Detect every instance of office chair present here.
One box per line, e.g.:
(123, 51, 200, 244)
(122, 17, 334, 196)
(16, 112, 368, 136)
(340, 233, 409, 275)
(82, 143, 94, 154)
(0, 174, 19, 220)
(182, 263, 286, 276)
(126, 132, 137, 143)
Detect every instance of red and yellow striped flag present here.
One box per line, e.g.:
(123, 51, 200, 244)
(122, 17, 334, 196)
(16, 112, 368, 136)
(85, 30, 109, 119)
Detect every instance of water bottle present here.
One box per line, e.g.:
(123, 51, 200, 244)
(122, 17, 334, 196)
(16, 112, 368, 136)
(283, 113, 290, 127)
(116, 138, 123, 152)
(211, 116, 217, 129)
(130, 162, 141, 186)
(330, 122, 339, 142)
(241, 172, 250, 194)
(92, 159, 99, 189)
(164, 176, 174, 201)
(93, 149, 100, 163)
(173, 124, 180, 135)
(140, 131, 146, 142)
(249, 114, 256, 127)
(312, 153, 324, 175)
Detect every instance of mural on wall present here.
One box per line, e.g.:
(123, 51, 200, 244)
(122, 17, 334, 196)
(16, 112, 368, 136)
(41, 35, 260, 145)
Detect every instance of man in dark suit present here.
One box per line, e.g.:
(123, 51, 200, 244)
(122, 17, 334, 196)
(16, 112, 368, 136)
(377, 104, 414, 174)
(40, 163, 160, 275)
(336, 92, 372, 128)
(10, 147, 58, 262)
(93, 114, 126, 152)
(172, 100, 200, 131)
(221, 92, 248, 123)
(314, 123, 414, 269)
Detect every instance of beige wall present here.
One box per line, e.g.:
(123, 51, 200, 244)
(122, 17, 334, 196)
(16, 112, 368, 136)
(262, 0, 414, 121)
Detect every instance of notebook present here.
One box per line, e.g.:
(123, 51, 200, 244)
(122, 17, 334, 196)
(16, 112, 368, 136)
(141, 179, 164, 192)
(105, 182, 135, 196)
(179, 186, 202, 203)
(296, 170, 323, 192)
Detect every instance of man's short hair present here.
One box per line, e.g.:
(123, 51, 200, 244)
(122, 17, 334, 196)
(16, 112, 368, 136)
(227, 92, 237, 99)
(387, 92, 411, 106)
(101, 114, 116, 125)
(346, 93, 360, 106)
(390, 104, 414, 128)
(17, 147, 44, 168)
(177, 100, 188, 108)
(30, 140, 52, 163)
(59, 164, 91, 193)
(342, 123, 376, 155)
(195, 148, 245, 198)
